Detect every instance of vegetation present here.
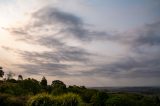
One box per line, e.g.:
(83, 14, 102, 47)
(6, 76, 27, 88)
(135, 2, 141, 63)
(27, 93, 81, 106)
(0, 66, 160, 106)
(0, 67, 4, 78)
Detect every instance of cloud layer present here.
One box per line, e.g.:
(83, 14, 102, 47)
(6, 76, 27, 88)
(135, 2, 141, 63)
(1, 4, 160, 86)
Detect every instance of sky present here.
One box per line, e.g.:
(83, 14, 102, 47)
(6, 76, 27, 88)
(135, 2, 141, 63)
(0, 0, 160, 87)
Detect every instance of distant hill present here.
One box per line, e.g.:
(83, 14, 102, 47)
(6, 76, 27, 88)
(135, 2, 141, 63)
(91, 86, 160, 95)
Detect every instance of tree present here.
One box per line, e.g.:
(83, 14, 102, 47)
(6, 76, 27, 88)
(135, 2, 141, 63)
(51, 80, 66, 88)
(7, 71, 15, 80)
(18, 75, 23, 80)
(19, 78, 41, 94)
(90, 91, 108, 106)
(51, 80, 66, 95)
(40, 76, 47, 87)
(0, 67, 4, 78)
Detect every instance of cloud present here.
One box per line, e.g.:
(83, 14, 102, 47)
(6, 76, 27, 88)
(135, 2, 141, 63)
(17, 63, 70, 76)
(19, 47, 93, 64)
(32, 7, 83, 27)
(32, 6, 107, 40)
(3, 4, 160, 84)
(115, 21, 160, 46)
(16, 48, 95, 76)
(7, 6, 107, 42)
(13, 36, 95, 76)
(133, 21, 160, 46)
(87, 55, 160, 78)
(79, 21, 160, 79)
(37, 36, 65, 48)
(3, 5, 105, 76)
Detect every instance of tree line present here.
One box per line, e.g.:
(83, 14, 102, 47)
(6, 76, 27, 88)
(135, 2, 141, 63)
(0, 66, 160, 106)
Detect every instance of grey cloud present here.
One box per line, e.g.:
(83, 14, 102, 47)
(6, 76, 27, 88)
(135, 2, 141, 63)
(99, 21, 160, 47)
(19, 47, 92, 64)
(116, 21, 160, 47)
(83, 54, 160, 79)
(30, 6, 107, 41)
(18, 63, 70, 76)
(37, 36, 65, 48)
(5, 5, 160, 80)
(8, 20, 160, 78)
(32, 7, 83, 27)
(7, 6, 109, 42)
(17, 48, 94, 76)
(15, 35, 94, 75)
(8, 6, 160, 44)
(133, 21, 160, 46)
(80, 21, 160, 79)
(2, 7, 106, 46)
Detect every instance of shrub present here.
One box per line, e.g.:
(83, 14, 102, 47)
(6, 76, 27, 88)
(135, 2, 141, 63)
(27, 93, 82, 106)
(57, 93, 82, 106)
(27, 93, 56, 106)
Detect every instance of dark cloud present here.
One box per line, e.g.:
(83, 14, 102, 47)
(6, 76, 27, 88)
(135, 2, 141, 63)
(76, 21, 160, 80)
(101, 21, 160, 47)
(13, 35, 94, 75)
(19, 47, 92, 64)
(37, 36, 65, 48)
(14, 35, 95, 75)
(133, 21, 160, 46)
(31, 7, 91, 40)
(82, 54, 160, 79)
(17, 63, 70, 76)
(16, 48, 94, 76)
(7, 6, 107, 41)
(32, 7, 83, 27)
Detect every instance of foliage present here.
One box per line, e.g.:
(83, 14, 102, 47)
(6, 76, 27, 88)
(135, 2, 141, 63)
(0, 67, 4, 78)
(40, 76, 47, 87)
(51, 80, 67, 95)
(106, 95, 135, 106)
(0, 93, 27, 106)
(0, 72, 160, 106)
(140, 96, 157, 106)
(105, 93, 160, 106)
(27, 93, 55, 106)
(19, 78, 41, 95)
(90, 91, 108, 106)
(51, 80, 66, 88)
(7, 71, 15, 80)
(27, 93, 82, 106)
(18, 75, 23, 80)
(7, 79, 17, 83)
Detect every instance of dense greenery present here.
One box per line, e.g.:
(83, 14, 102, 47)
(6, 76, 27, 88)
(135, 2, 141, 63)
(0, 68, 160, 106)
(27, 93, 81, 106)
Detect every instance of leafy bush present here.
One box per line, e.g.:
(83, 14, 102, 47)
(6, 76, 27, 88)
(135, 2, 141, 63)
(27, 93, 82, 106)
(56, 93, 82, 106)
(27, 93, 55, 106)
